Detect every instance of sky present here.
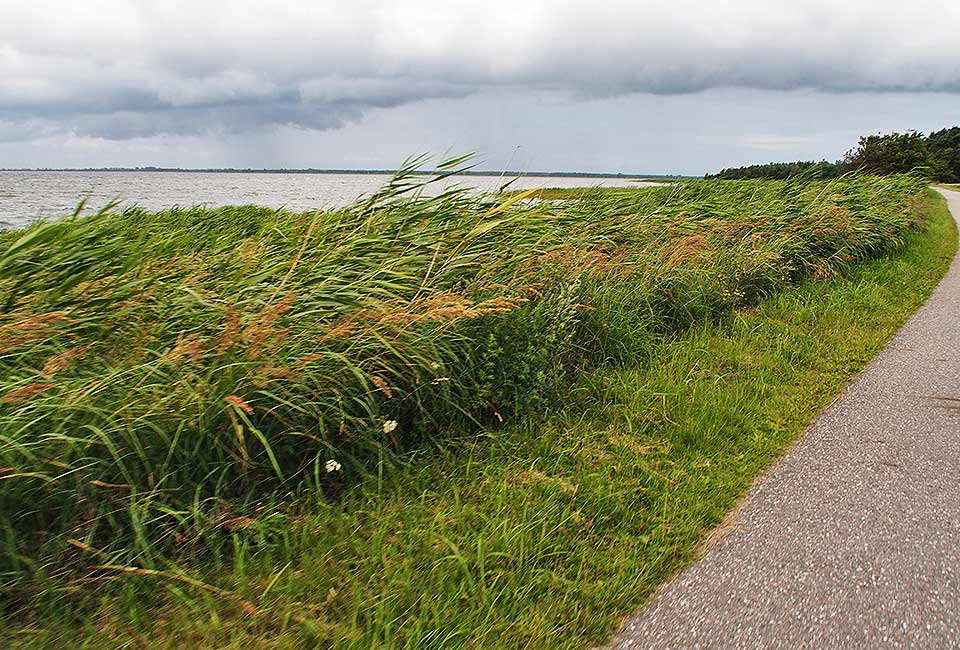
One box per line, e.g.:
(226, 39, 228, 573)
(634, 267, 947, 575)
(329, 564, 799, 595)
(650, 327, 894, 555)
(2, 0, 959, 175)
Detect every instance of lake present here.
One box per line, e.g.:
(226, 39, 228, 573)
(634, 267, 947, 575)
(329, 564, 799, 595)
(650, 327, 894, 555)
(0, 171, 659, 230)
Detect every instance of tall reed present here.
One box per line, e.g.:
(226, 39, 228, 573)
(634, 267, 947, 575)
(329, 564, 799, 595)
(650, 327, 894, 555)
(0, 163, 927, 584)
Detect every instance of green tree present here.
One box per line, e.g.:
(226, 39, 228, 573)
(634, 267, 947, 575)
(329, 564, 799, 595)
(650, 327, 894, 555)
(706, 160, 841, 180)
(926, 127, 960, 182)
(843, 131, 930, 176)
(709, 125, 960, 181)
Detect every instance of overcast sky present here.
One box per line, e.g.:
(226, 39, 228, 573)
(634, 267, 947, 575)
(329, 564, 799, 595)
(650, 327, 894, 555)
(2, 0, 959, 175)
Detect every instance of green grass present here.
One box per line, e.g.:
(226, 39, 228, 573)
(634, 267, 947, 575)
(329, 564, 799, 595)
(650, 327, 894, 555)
(0, 167, 927, 578)
(1, 185, 954, 648)
(503, 186, 610, 201)
(504, 183, 683, 202)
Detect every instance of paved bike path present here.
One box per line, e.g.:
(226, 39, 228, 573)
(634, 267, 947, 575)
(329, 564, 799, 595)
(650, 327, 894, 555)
(610, 189, 960, 649)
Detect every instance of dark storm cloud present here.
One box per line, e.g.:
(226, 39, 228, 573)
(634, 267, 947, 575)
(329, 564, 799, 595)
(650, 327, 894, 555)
(0, 74, 471, 140)
(2, 0, 959, 140)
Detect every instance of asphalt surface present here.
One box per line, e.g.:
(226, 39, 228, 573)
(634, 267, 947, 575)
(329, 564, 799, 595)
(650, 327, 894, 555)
(609, 189, 960, 649)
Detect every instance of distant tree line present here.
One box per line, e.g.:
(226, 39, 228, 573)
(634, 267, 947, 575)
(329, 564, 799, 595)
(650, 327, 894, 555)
(707, 160, 843, 180)
(707, 126, 960, 182)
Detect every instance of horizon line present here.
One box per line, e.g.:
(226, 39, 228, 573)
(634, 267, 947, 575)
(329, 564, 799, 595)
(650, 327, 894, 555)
(0, 166, 694, 179)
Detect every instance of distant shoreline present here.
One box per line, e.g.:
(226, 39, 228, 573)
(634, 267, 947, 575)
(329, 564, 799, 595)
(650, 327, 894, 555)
(0, 167, 692, 180)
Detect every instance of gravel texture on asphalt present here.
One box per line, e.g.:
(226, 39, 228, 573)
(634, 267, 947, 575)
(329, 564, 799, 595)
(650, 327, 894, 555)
(609, 189, 960, 650)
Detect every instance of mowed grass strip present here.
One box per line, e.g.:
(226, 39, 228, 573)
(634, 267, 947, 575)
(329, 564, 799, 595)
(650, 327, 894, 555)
(504, 183, 683, 202)
(5, 189, 954, 649)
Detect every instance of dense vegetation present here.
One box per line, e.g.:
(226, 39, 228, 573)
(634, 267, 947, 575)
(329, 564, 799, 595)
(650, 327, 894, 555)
(707, 160, 842, 180)
(708, 126, 960, 182)
(3, 185, 954, 650)
(0, 169, 931, 600)
(847, 127, 960, 180)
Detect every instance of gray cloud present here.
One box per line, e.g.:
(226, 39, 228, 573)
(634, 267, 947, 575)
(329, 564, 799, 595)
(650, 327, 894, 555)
(4, 87, 960, 175)
(2, 0, 960, 140)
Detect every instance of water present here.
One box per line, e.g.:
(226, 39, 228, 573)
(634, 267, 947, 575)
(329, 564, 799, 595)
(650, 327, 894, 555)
(0, 171, 658, 230)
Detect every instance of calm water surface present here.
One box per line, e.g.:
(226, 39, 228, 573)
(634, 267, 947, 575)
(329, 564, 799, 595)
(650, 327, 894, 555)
(0, 171, 657, 230)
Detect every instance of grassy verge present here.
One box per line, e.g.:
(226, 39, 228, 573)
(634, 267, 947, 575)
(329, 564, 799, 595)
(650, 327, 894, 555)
(504, 186, 609, 201)
(3, 188, 955, 647)
(505, 184, 681, 201)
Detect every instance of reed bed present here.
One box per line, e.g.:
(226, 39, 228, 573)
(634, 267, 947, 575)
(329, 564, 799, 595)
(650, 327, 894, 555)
(0, 165, 927, 587)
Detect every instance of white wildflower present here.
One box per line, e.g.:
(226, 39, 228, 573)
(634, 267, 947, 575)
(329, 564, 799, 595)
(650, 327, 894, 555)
(383, 419, 398, 434)
(431, 377, 450, 384)
(324, 459, 342, 473)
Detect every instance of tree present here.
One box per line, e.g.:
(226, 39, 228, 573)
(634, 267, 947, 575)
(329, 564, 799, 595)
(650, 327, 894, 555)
(925, 127, 960, 182)
(706, 160, 841, 180)
(843, 131, 930, 176)
(708, 125, 960, 181)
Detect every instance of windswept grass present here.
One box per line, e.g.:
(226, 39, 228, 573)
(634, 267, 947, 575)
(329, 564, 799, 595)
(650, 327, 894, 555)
(2, 188, 953, 650)
(0, 164, 931, 606)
